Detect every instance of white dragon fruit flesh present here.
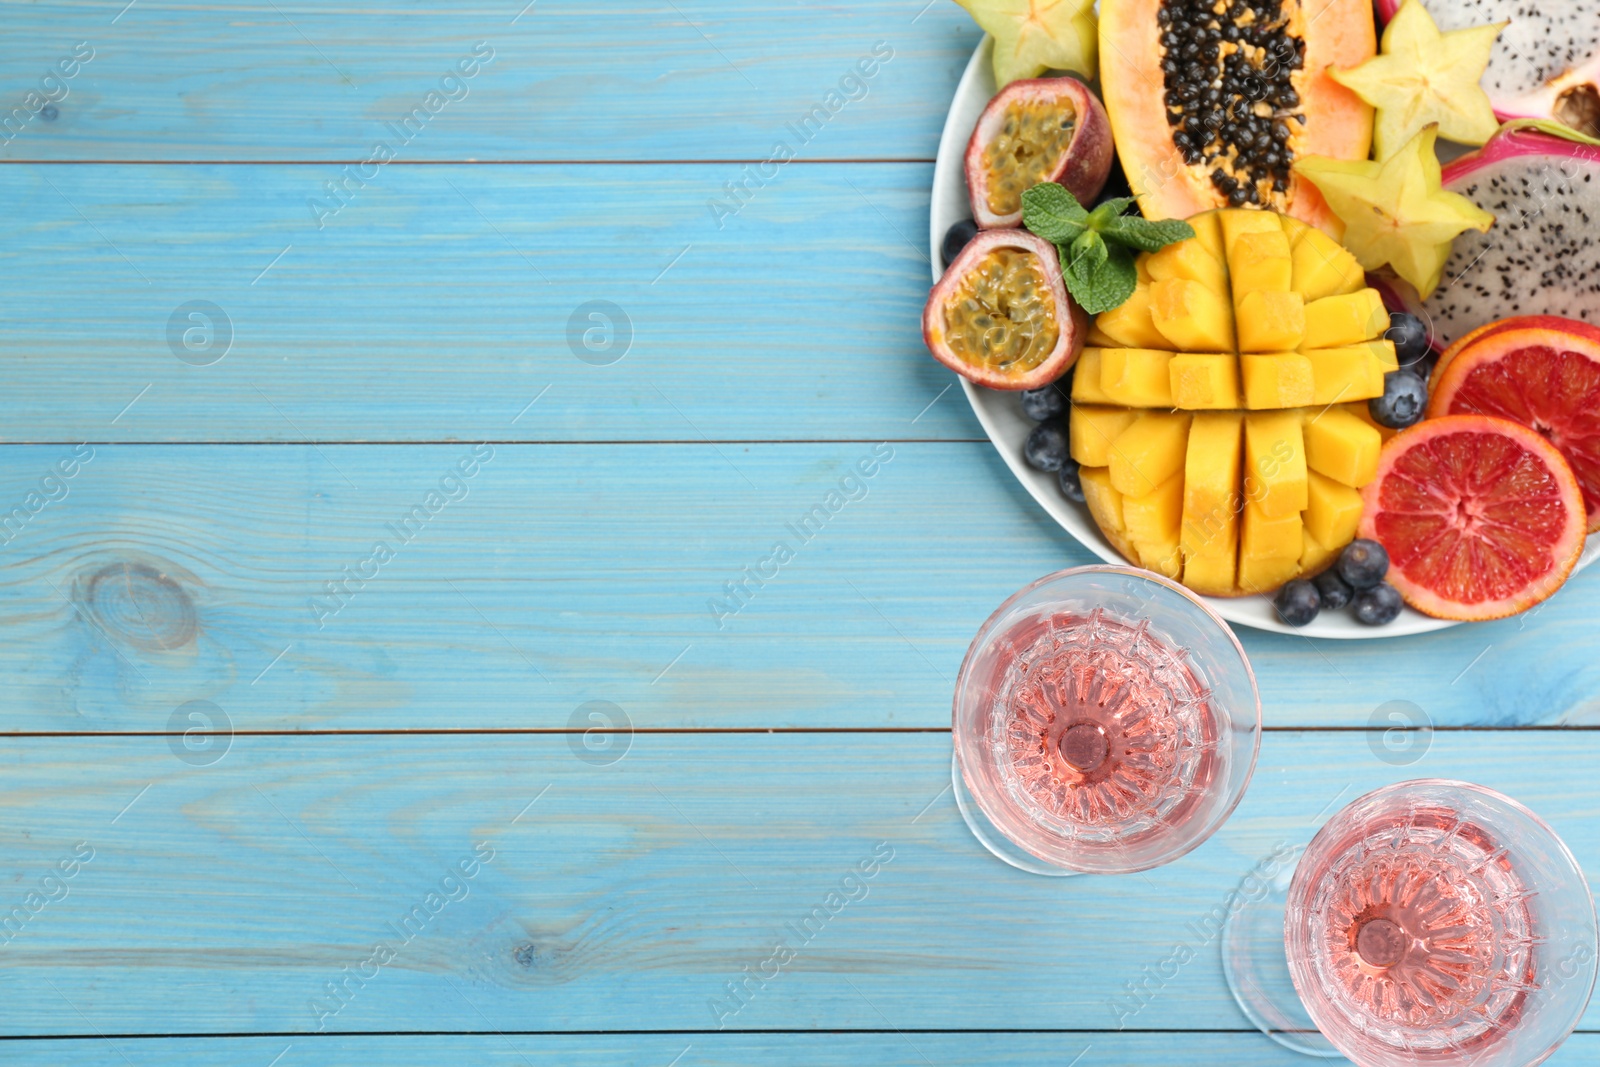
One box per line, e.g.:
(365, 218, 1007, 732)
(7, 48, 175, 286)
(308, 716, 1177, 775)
(1377, 0, 1600, 136)
(1424, 128, 1600, 347)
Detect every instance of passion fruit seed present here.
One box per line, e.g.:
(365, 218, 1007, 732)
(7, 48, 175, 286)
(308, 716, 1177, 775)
(1157, 0, 1305, 207)
(943, 248, 1060, 372)
(982, 99, 1078, 217)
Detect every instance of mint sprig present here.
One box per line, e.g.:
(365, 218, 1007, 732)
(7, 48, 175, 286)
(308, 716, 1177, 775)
(1020, 183, 1196, 314)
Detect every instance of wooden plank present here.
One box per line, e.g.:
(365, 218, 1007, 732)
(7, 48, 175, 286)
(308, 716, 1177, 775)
(2, 443, 1595, 732)
(4, 1033, 1599, 1066)
(3, 162, 967, 443)
(0, 731, 1595, 1035)
(0, 2, 978, 162)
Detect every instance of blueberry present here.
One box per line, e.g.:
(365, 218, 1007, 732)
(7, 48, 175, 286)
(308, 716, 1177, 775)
(942, 219, 980, 268)
(1352, 582, 1403, 625)
(1273, 578, 1321, 627)
(1337, 538, 1389, 590)
(1057, 459, 1086, 503)
(1369, 370, 1428, 429)
(1384, 312, 1431, 370)
(1023, 419, 1070, 472)
(1020, 381, 1070, 422)
(1313, 569, 1353, 610)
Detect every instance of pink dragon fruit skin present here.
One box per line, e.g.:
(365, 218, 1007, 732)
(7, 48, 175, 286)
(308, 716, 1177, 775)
(1421, 127, 1600, 347)
(1376, 0, 1600, 136)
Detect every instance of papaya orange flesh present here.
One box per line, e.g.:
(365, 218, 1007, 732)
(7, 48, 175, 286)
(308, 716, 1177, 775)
(1098, 0, 1374, 236)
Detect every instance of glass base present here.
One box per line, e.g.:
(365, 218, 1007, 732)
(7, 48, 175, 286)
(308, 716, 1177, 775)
(951, 751, 1083, 877)
(1222, 843, 1346, 1058)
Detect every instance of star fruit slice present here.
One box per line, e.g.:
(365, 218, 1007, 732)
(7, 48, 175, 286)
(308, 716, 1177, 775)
(956, 0, 1098, 87)
(1293, 125, 1494, 299)
(1329, 0, 1505, 160)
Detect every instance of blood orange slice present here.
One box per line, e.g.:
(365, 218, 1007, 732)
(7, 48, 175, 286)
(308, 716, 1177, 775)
(1429, 315, 1600, 391)
(1427, 321, 1600, 531)
(1359, 415, 1586, 621)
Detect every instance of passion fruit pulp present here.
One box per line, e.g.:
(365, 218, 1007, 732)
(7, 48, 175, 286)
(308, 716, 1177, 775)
(964, 77, 1114, 229)
(923, 229, 1085, 390)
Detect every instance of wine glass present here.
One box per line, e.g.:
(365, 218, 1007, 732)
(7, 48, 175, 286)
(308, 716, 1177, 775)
(951, 565, 1261, 875)
(1225, 779, 1598, 1065)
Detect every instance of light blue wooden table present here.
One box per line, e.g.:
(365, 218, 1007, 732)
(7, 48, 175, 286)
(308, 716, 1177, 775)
(3, 3, 1597, 1063)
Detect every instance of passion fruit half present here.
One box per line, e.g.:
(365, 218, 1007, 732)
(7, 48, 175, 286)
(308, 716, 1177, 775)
(923, 229, 1085, 390)
(964, 77, 1115, 229)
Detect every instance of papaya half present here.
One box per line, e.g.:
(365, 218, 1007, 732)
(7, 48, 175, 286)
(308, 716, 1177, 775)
(1099, 0, 1375, 236)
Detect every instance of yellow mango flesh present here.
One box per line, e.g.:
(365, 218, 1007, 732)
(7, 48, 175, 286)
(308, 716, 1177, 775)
(1189, 210, 1226, 261)
(1095, 285, 1173, 350)
(1109, 412, 1192, 497)
(1306, 346, 1387, 405)
(1085, 323, 1117, 347)
(1071, 209, 1395, 596)
(1243, 410, 1308, 519)
(1181, 413, 1243, 582)
(1303, 407, 1382, 488)
(1241, 499, 1302, 562)
(1169, 353, 1242, 409)
(1123, 474, 1185, 579)
(1235, 290, 1306, 353)
(1101, 348, 1175, 407)
(1070, 348, 1113, 404)
(1218, 208, 1282, 250)
(1069, 405, 1139, 467)
(1238, 551, 1302, 594)
(1227, 230, 1293, 295)
(1151, 278, 1235, 352)
(1302, 290, 1388, 349)
(1304, 470, 1364, 549)
(1299, 528, 1339, 574)
(1240, 353, 1314, 409)
(1290, 227, 1367, 302)
(1079, 466, 1140, 564)
(1345, 399, 1400, 442)
(1147, 239, 1228, 292)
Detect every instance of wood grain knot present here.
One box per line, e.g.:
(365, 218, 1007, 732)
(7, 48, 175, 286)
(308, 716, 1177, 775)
(80, 561, 198, 651)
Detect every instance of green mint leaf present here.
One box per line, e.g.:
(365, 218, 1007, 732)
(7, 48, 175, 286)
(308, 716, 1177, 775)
(1102, 215, 1196, 252)
(1021, 182, 1089, 244)
(1069, 229, 1108, 277)
(1062, 241, 1138, 315)
(1085, 197, 1138, 230)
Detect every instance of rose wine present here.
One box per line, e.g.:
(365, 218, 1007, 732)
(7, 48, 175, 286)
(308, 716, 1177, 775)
(953, 566, 1259, 876)
(987, 608, 1220, 849)
(1281, 780, 1600, 1067)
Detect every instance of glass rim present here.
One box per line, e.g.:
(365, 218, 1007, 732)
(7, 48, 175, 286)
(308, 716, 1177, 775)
(951, 564, 1263, 874)
(1290, 777, 1600, 1065)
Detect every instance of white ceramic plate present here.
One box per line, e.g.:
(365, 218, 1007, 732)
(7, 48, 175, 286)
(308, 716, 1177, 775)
(929, 37, 1597, 638)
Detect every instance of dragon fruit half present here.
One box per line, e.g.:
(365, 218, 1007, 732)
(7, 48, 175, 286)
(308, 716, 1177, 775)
(1377, 0, 1600, 136)
(1423, 128, 1600, 347)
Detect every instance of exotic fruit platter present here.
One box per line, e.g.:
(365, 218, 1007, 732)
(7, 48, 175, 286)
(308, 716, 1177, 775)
(926, 0, 1600, 636)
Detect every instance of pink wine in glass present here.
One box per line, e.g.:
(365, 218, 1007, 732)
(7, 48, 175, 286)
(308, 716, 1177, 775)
(953, 566, 1259, 875)
(1285, 781, 1598, 1067)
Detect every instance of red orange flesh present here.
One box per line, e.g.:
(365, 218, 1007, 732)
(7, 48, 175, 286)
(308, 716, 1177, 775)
(1428, 324, 1600, 531)
(1359, 415, 1585, 620)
